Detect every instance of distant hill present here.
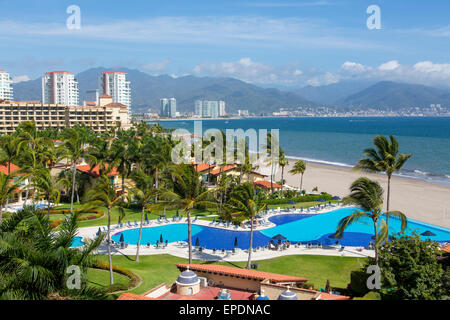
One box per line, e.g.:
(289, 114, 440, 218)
(12, 67, 317, 114)
(297, 80, 375, 105)
(335, 81, 450, 109)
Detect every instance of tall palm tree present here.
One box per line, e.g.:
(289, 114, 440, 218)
(336, 177, 407, 265)
(279, 151, 288, 197)
(33, 168, 68, 218)
(0, 206, 106, 300)
(129, 170, 156, 262)
(289, 160, 306, 192)
(354, 135, 412, 229)
(0, 172, 22, 222)
(85, 175, 125, 284)
(157, 164, 216, 264)
(227, 183, 265, 269)
(62, 128, 87, 213)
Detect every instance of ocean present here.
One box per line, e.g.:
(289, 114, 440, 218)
(151, 117, 450, 187)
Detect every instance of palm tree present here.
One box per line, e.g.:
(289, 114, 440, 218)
(354, 135, 412, 229)
(279, 151, 288, 197)
(0, 172, 22, 222)
(227, 183, 265, 269)
(336, 177, 407, 265)
(157, 164, 216, 264)
(289, 160, 306, 192)
(0, 206, 106, 300)
(85, 175, 125, 284)
(33, 168, 68, 218)
(0, 135, 21, 206)
(62, 128, 87, 213)
(129, 170, 155, 262)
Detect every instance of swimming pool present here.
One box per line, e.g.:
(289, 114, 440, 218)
(70, 236, 84, 248)
(111, 208, 450, 250)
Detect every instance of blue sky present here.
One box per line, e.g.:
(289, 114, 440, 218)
(2, 0, 450, 88)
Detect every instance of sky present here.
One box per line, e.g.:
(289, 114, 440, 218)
(2, 0, 450, 88)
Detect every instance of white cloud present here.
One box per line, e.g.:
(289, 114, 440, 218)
(340, 61, 369, 74)
(378, 60, 400, 71)
(12, 75, 30, 83)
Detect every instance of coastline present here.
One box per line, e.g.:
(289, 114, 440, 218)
(261, 160, 450, 229)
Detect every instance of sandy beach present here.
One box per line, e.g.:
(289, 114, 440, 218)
(259, 160, 450, 229)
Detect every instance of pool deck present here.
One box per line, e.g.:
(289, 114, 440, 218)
(76, 204, 376, 260)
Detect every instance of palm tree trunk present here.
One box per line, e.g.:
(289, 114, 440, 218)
(24, 188, 29, 206)
(154, 169, 159, 203)
(270, 162, 274, 194)
(300, 173, 304, 192)
(0, 205, 3, 223)
(187, 209, 192, 264)
(5, 163, 10, 206)
(121, 174, 125, 202)
(70, 162, 77, 213)
(47, 196, 51, 219)
(373, 222, 379, 266)
(281, 166, 284, 197)
(136, 206, 145, 262)
(386, 175, 391, 231)
(246, 219, 254, 269)
(107, 207, 114, 284)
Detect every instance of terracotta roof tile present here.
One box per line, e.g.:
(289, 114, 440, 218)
(253, 180, 282, 189)
(0, 163, 21, 175)
(76, 164, 119, 177)
(441, 244, 450, 254)
(210, 164, 237, 175)
(317, 292, 351, 300)
(117, 293, 155, 300)
(194, 163, 215, 172)
(177, 264, 308, 283)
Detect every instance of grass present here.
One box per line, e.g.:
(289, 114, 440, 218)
(86, 268, 130, 289)
(93, 253, 364, 297)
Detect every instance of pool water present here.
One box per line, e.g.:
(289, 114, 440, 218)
(70, 236, 84, 248)
(111, 208, 450, 250)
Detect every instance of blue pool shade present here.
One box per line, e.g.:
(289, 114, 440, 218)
(421, 230, 436, 237)
(328, 232, 343, 239)
(119, 233, 124, 243)
(332, 196, 341, 201)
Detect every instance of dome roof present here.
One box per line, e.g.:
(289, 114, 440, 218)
(278, 287, 298, 300)
(176, 268, 200, 286)
(256, 295, 270, 300)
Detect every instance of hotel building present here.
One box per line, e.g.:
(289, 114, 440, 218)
(0, 95, 131, 135)
(42, 71, 79, 106)
(160, 97, 177, 117)
(0, 70, 13, 101)
(99, 71, 131, 108)
(194, 100, 226, 118)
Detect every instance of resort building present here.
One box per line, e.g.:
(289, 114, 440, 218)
(0, 94, 131, 134)
(99, 71, 131, 108)
(194, 100, 226, 118)
(42, 71, 79, 106)
(0, 163, 32, 204)
(118, 264, 350, 300)
(0, 70, 13, 101)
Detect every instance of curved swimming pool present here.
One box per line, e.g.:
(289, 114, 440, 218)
(111, 208, 450, 250)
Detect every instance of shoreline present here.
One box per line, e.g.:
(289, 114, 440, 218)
(258, 160, 450, 229)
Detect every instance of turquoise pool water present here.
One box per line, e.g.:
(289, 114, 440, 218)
(111, 208, 450, 249)
(70, 236, 84, 248)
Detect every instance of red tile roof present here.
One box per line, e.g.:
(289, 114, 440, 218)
(117, 293, 155, 300)
(162, 286, 253, 301)
(177, 264, 308, 283)
(253, 180, 282, 189)
(441, 244, 450, 254)
(210, 164, 238, 175)
(76, 164, 119, 177)
(317, 292, 351, 300)
(194, 163, 215, 172)
(0, 163, 21, 175)
(46, 71, 71, 74)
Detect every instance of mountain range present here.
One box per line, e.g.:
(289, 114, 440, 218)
(12, 67, 450, 113)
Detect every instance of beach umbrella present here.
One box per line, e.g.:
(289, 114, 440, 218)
(328, 233, 343, 239)
(118, 216, 121, 224)
(195, 237, 200, 246)
(317, 198, 326, 202)
(119, 233, 124, 243)
(421, 230, 436, 237)
(272, 234, 287, 241)
(145, 212, 148, 221)
(176, 210, 179, 217)
(160, 234, 163, 243)
(234, 237, 238, 247)
(332, 196, 341, 201)
(96, 227, 101, 236)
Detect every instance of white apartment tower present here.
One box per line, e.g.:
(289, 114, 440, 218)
(99, 71, 131, 108)
(0, 70, 13, 101)
(42, 71, 79, 105)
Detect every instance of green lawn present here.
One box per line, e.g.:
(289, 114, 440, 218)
(93, 253, 365, 297)
(86, 268, 130, 289)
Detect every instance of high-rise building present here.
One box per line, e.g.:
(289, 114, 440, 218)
(194, 100, 225, 118)
(160, 98, 177, 117)
(42, 71, 79, 105)
(99, 71, 131, 108)
(0, 70, 13, 101)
